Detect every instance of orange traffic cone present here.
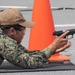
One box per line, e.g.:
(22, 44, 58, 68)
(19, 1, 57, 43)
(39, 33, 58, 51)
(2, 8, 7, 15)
(28, 0, 70, 61)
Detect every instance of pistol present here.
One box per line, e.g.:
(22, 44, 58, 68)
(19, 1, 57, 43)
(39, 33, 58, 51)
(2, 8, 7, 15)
(53, 29, 75, 39)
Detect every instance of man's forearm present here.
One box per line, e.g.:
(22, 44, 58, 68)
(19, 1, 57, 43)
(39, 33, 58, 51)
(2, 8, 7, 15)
(41, 47, 54, 59)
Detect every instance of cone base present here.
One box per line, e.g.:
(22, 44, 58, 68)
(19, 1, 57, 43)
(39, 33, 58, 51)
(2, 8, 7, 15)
(48, 53, 70, 61)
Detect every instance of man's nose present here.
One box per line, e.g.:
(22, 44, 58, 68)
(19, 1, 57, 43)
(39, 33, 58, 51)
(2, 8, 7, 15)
(23, 29, 26, 35)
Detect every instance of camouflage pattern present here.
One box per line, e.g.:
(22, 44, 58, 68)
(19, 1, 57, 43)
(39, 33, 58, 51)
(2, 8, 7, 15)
(0, 29, 53, 68)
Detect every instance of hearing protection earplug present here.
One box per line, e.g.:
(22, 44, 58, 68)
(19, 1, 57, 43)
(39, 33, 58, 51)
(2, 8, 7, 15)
(12, 30, 14, 32)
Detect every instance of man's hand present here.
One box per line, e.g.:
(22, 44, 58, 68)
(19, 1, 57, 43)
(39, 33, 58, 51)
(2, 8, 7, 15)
(55, 41, 71, 53)
(48, 31, 71, 53)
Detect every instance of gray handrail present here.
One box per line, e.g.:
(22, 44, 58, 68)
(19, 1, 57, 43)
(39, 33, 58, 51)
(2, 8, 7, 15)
(0, 6, 63, 11)
(0, 6, 75, 11)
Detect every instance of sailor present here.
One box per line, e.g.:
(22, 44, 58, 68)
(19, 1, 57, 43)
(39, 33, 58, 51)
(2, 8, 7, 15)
(0, 8, 71, 68)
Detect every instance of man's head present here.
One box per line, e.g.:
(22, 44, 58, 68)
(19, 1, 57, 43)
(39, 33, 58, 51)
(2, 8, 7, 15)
(0, 24, 26, 44)
(0, 8, 35, 44)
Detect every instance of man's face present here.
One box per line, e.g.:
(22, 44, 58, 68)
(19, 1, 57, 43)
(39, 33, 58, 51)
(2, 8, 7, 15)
(15, 27, 26, 44)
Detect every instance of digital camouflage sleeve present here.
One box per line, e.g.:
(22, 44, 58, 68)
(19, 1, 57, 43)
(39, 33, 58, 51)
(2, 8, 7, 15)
(0, 29, 54, 68)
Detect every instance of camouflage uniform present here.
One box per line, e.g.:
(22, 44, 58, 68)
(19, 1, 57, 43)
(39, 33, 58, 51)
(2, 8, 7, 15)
(0, 29, 54, 68)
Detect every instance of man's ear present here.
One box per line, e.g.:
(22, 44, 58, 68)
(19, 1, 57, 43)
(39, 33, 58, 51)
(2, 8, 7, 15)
(6, 27, 15, 37)
(9, 27, 15, 34)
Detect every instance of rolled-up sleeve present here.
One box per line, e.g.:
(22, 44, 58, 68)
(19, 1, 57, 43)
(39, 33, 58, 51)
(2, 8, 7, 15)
(41, 47, 54, 59)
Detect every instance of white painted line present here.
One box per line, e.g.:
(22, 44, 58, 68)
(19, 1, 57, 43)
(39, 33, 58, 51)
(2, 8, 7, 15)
(55, 24, 75, 27)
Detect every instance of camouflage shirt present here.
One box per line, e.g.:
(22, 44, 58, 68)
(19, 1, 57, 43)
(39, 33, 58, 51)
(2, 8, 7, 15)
(0, 29, 54, 68)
